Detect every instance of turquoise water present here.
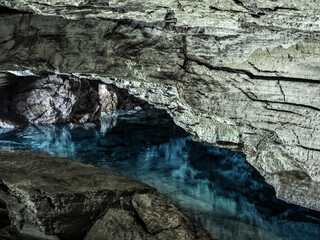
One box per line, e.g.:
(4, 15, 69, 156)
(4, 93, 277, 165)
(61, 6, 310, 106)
(0, 109, 319, 240)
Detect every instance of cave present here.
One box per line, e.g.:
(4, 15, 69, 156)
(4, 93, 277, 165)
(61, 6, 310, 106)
(0, 1, 320, 240)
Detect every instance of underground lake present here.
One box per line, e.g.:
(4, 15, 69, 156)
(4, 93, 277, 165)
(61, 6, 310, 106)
(0, 109, 319, 240)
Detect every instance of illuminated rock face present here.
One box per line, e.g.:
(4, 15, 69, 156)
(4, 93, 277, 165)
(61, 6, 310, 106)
(0, 1, 319, 210)
(0, 74, 101, 125)
(12, 75, 100, 124)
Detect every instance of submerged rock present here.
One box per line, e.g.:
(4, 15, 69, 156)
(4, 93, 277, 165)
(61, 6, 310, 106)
(0, 150, 216, 240)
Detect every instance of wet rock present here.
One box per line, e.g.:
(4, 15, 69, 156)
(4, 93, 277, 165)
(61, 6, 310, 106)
(0, 150, 215, 240)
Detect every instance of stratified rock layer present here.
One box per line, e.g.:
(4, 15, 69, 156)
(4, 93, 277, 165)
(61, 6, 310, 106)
(0, 1, 319, 210)
(0, 151, 216, 240)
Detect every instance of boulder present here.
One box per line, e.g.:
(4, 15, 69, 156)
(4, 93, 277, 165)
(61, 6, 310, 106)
(0, 150, 216, 240)
(85, 194, 217, 240)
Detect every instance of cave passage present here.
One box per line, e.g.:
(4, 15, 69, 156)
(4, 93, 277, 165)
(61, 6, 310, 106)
(0, 109, 319, 240)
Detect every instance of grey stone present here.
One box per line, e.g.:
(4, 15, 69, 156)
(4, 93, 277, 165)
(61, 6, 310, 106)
(99, 84, 118, 110)
(0, 150, 155, 239)
(85, 208, 153, 240)
(0, 150, 215, 240)
(8, 74, 101, 125)
(132, 193, 217, 240)
(0, 0, 319, 210)
(85, 194, 217, 240)
(0, 119, 16, 129)
(99, 83, 151, 111)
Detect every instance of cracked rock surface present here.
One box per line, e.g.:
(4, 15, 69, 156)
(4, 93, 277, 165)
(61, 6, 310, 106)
(0, 151, 215, 240)
(99, 83, 151, 111)
(0, 1, 319, 210)
(85, 194, 215, 240)
(0, 74, 101, 125)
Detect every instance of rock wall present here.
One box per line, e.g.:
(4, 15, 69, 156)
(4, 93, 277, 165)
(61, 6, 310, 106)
(0, 74, 101, 125)
(0, 1, 319, 210)
(0, 72, 151, 127)
(99, 83, 151, 111)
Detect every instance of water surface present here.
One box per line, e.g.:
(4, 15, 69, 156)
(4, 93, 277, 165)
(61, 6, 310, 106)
(0, 109, 319, 240)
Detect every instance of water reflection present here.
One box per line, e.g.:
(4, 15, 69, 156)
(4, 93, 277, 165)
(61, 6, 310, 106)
(0, 109, 319, 240)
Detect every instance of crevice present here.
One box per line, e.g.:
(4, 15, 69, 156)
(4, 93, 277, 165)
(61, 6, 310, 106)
(264, 104, 301, 116)
(231, 0, 262, 18)
(277, 80, 286, 102)
(248, 61, 279, 74)
(0, 6, 32, 15)
(298, 144, 320, 152)
(0, 181, 10, 194)
(181, 35, 188, 70)
(261, 6, 299, 12)
(176, 0, 184, 11)
(46, 197, 55, 210)
(292, 129, 301, 145)
(189, 58, 320, 84)
(209, 6, 243, 14)
(232, 0, 246, 9)
(131, 209, 152, 235)
(151, 225, 181, 236)
(239, 88, 320, 112)
(132, 204, 182, 236)
(32, 109, 48, 123)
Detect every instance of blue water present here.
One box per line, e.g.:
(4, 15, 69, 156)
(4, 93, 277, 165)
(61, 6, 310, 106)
(0, 109, 319, 240)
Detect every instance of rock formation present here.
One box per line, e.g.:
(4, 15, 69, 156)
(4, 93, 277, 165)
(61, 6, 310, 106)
(0, 1, 319, 211)
(99, 83, 151, 111)
(0, 72, 150, 126)
(0, 74, 101, 125)
(0, 150, 215, 240)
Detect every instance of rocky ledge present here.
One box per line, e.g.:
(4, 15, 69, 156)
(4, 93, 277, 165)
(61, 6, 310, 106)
(0, 1, 319, 211)
(0, 151, 216, 240)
